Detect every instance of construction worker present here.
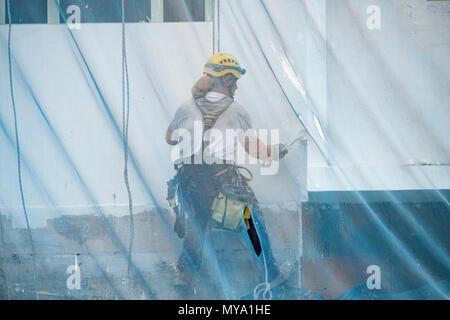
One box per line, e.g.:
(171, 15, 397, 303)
(165, 53, 286, 296)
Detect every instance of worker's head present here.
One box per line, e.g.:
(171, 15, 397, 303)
(202, 52, 246, 98)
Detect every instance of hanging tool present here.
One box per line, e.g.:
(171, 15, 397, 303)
(243, 207, 262, 256)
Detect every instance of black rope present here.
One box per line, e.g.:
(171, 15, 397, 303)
(121, 0, 134, 276)
(212, 0, 220, 54)
(212, 0, 215, 54)
(6, 0, 39, 300)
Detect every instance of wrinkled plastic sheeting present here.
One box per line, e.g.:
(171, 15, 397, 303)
(0, 0, 449, 300)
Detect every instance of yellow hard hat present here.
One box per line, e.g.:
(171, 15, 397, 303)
(204, 52, 246, 79)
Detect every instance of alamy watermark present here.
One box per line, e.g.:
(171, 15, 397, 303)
(366, 264, 381, 290)
(367, 5, 381, 30)
(66, 254, 81, 290)
(170, 121, 281, 175)
(66, 5, 81, 30)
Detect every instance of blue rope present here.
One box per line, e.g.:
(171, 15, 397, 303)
(6, 0, 39, 300)
(121, 0, 134, 276)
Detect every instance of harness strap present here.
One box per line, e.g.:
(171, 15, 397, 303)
(195, 97, 233, 160)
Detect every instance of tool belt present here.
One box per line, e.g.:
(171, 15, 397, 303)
(167, 163, 255, 234)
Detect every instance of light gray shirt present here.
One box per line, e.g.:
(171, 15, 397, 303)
(170, 92, 252, 163)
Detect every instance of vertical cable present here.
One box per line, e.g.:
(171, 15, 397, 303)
(121, 0, 134, 276)
(217, 0, 220, 52)
(212, 0, 216, 54)
(6, 0, 39, 300)
(212, 0, 220, 54)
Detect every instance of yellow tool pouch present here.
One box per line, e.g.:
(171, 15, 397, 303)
(211, 192, 249, 230)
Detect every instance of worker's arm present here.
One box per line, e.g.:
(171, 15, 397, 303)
(165, 125, 178, 145)
(239, 134, 287, 161)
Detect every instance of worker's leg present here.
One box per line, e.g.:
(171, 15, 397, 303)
(176, 183, 213, 279)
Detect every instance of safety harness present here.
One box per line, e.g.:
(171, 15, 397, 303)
(167, 97, 258, 235)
